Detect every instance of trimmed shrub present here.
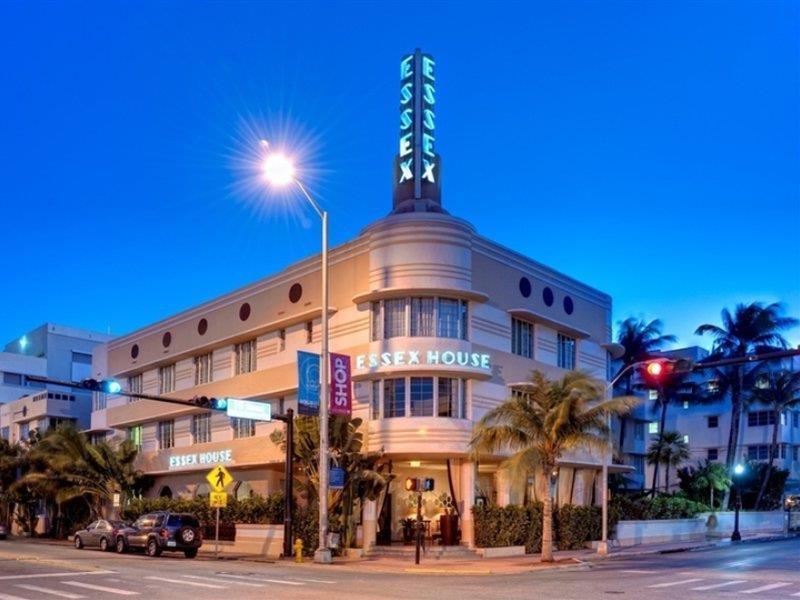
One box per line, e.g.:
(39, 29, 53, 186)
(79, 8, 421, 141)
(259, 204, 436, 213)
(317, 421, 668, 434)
(611, 494, 709, 520)
(121, 493, 285, 526)
(555, 505, 601, 550)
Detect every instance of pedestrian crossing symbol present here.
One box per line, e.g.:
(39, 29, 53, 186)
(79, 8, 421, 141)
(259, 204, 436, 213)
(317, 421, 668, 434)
(206, 464, 233, 492)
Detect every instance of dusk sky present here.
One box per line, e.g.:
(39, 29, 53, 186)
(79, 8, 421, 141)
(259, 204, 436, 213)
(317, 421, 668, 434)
(1, 1, 798, 349)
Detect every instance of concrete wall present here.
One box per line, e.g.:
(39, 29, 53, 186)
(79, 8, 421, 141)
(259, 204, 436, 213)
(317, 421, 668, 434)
(614, 511, 786, 546)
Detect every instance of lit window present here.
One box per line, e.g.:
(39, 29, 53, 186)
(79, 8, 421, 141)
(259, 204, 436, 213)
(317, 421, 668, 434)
(128, 425, 142, 449)
(194, 353, 213, 385)
(410, 377, 434, 416)
(648, 422, 658, 435)
(192, 414, 211, 444)
(648, 389, 658, 401)
(557, 334, 576, 369)
(383, 378, 406, 418)
(683, 400, 690, 409)
(511, 318, 533, 358)
(157, 420, 174, 449)
(235, 340, 257, 375)
(683, 434, 689, 444)
(158, 364, 176, 394)
(232, 417, 255, 439)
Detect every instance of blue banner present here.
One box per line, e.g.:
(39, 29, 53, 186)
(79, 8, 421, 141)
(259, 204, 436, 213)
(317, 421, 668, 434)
(297, 351, 320, 416)
(330, 467, 345, 490)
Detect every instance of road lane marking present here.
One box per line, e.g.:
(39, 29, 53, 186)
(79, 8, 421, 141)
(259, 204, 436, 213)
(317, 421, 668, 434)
(621, 570, 656, 574)
(0, 571, 114, 581)
(214, 573, 304, 586)
(14, 584, 84, 599)
(0, 593, 33, 600)
(690, 581, 746, 590)
(741, 582, 792, 594)
(144, 577, 225, 589)
(295, 578, 337, 584)
(62, 581, 139, 595)
(182, 575, 263, 588)
(647, 578, 704, 588)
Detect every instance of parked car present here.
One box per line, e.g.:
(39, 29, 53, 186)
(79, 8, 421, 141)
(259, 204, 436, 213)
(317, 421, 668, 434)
(0, 523, 8, 540)
(73, 519, 129, 552)
(117, 511, 202, 558)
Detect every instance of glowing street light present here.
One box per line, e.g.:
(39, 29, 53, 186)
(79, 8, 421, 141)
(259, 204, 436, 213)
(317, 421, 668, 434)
(731, 463, 745, 541)
(260, 141, 332, 565)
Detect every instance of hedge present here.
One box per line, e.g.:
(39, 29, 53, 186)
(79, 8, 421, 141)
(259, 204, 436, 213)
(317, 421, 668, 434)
(610, 495, 709, 520)
(121, 493, 285, 525)
(472, 503, 608, 552)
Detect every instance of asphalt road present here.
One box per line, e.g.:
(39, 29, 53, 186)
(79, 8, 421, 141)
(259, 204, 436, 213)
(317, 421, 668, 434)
(0, 537, 797, 599)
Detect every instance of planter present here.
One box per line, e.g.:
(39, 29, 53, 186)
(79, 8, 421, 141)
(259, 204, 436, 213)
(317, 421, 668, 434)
(439, 514, 459, 546)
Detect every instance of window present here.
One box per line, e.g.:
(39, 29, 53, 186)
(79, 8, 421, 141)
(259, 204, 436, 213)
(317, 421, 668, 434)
(511, 318, 533, 358)
(438, 378, 464, 418)
(157, 420, 175, 449)
(384, 298, 407, 339)
(48, 417, 75, 430)
(437, 298, 467, 339)
(194, 353, 213, 385)
(278, 329, 286, 351)
(410, 377, 434, 417)
(89, 432, 106, 445)
(648, 422, 658, 435)
(410, 297, 435, 337)
(747, 445, 769, 461)
(18, 422, 29, 440)
(305, 321, 313, 344)
(235, 340, 257, 375)
(780, 444, 788, 459)
(371, 381, 381, 420)
(634, 422, 645, 441)
(93, 392, 107, 411)
(747, 411, 775, 427)
(128, 374, 142, 403)
(632, 455, 645, 473)
(0, 427, 8, 441)
(683, 400, 690, 409)
(232, 417, 255, 439)
(192, 413, 211, 444)
(794, 446, 799, 461)
(755, 374, 770, 389)
(2, 372, 22, 386)
(707, 448, 718, 461)
(648, 389, 659, 401)
(794, 411, 800, 428)
(383, 378, 406, 418)
(707, 415, 718, 428)
(683, 434, 690, 444)
(557, 334, 576, 369)
(128, 425, 142, 449)
(158, 364, 175, 394)
(371, 302, 381, 342)
(71, 351, 92, 381)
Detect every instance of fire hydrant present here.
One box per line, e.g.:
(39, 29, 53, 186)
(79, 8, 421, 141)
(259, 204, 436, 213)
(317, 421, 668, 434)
(294, 538, 304, 563)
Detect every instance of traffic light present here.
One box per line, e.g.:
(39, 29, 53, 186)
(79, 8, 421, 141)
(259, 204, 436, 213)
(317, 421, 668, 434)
(78, 378, 122, 394)
(640, 358, 693, 388)
(190, 396, 228, 411)
(404, 477, 434, 492)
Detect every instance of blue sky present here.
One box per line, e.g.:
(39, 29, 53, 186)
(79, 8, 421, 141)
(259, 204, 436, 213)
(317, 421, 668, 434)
(1, 1, 798, 349)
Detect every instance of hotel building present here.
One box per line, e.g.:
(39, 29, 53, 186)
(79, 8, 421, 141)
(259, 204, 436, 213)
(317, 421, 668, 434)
(91, 50, 623, 547)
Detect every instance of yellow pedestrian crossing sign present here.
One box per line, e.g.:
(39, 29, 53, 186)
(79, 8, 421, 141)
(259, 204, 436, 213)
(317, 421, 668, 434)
(209, 492, 228, 508)
(206, 465, 233, 492)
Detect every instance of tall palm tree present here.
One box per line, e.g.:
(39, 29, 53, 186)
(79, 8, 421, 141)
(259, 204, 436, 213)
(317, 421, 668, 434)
(646, 430, 690, 494)
(614, 318, 676, 450)
(470, 370, 636, 562)
(696, 302, 798, 475)
(750, 369, 800, 509)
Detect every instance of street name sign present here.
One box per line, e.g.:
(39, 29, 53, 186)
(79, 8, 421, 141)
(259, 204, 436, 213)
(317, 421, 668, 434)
(226, 398, 272, 421)
(206, 464, 233, 492)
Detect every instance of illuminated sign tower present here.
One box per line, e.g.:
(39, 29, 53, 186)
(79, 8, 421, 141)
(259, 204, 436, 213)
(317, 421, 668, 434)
(392, 49, 443, 213)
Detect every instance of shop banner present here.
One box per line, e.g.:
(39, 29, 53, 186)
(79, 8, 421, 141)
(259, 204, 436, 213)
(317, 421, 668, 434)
(329, 353, 352, 417)
(297, 351, 320, 416)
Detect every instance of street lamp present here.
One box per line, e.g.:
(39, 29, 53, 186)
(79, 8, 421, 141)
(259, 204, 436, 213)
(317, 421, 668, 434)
(262, 144, 332, 565)
(731, 463, 745, 542)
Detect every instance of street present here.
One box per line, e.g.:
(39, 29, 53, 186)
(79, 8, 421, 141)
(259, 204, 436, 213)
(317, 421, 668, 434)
(0, 538, 797, 599)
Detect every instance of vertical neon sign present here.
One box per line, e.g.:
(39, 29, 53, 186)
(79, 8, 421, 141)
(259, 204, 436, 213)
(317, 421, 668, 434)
(393, 49, 441, 213)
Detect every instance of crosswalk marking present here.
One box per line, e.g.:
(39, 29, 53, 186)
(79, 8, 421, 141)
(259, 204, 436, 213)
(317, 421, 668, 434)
(621, 570, 656, 574)
(62, 581, 139, 595)
(0, 593, 33, 600)
(295, 578, 337, 584)
(0, 571, 114, 581)
(690, 581, 746, 590)
(647, 578, 704, 588)
(215, 573, 304, 586)
(791, 591, 800, 597)
(182, 575, 263, 588)
(741, 582, 792, 594)
(14, 584, 84, 599)
(144, 576, 225, 589)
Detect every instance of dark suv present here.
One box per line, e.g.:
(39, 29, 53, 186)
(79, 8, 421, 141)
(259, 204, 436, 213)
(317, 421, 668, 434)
(119, 511, 202, 558)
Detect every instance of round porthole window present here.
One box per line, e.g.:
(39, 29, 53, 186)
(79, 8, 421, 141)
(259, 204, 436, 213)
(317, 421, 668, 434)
(519, 277, 532, 298)
(239, 303, 251, 321)
(197, 318, 208, 335)
(162, 332, 171, 348)
(131, 344, 139, 359)
(563, 296, 574, 315)
(289, 283, 303, 304)
(543, 287, 554, 307)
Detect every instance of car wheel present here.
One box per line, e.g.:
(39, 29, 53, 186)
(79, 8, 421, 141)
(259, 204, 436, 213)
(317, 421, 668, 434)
(100, 537, 109, 552)
(178, 526, 197, 545)
(184, 548, 198, 559)
(74, 535, 83, 549)
(115, 537, 126, 554)
(146, 538, 162, 557)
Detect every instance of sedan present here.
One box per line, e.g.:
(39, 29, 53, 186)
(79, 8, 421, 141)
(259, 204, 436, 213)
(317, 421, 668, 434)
(73, 519, 129, 552)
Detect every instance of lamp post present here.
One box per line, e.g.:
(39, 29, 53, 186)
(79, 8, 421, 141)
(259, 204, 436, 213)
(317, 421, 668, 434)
(262, 148, 332, 564)
(731, 463, 745, 542)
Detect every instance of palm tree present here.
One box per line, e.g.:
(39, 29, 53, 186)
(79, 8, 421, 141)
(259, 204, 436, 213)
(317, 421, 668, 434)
(469, 370, 636, 562)
(696, 302, 798, 475)
(614, 318, 676, 450)
(646, 430, 690, 494)
(683, 461, 731, 509)
(750, 369, 800, 509)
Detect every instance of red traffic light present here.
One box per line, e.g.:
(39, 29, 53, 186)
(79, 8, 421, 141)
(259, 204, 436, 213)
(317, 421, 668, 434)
(646, 362, 663, 377)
